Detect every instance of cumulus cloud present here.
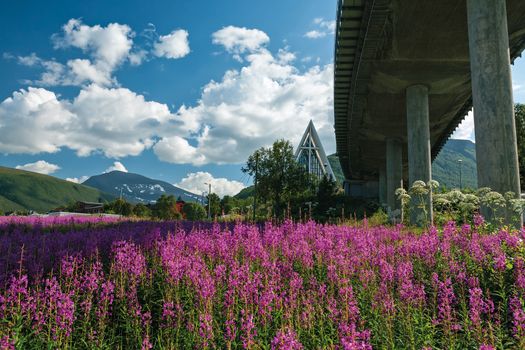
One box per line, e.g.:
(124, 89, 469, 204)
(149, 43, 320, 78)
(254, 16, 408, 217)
(304, 18, 336, 39)
(104, 161, 128, 173)
(153, 30, 190, 59)
(451, 110, 475, 142)
(66, 175, 89, 183)
(1, 26, 335, 167)
(154, 136, 206, 165)
(16, 20, 191, 87)
(0, 85, 177, 157)
(154, 33, 335, 165)
(15, 160, 60, 175)
(212, 26, 269, 55)
(175, 171, 245, 198)
(54, 19, 133, 68)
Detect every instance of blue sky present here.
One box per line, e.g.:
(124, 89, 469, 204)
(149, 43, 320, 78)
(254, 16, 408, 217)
(0, 0, 523, 197)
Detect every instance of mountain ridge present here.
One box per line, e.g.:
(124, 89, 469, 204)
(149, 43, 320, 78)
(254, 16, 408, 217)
(0, 166, 114, 213)
(83, 171, 202, 204)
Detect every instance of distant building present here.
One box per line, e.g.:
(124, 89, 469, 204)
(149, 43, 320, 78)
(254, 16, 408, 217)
(176, 197, 185, 214)
(295, 120, 335, 180)
(75, 201, 104, 214)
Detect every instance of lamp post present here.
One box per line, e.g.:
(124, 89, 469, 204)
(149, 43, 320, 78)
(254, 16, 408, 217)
(204, 182, 212, 219)
(457, 159, 463, 189)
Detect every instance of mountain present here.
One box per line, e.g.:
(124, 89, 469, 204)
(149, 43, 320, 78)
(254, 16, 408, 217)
(432, 139, 477, 189)
(326, 139, 478, 190)
(83, 171, 202, 204)
(328, 154, 345, 184)
(0, 166, 114, 213)
(234, 186, 254, 199)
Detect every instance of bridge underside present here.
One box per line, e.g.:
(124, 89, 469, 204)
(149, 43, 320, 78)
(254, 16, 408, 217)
(334, 0, 525, 181)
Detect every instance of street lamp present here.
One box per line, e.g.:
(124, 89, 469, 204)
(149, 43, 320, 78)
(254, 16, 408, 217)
(457, 159, 463, 190)
(204, 182, 212, 219)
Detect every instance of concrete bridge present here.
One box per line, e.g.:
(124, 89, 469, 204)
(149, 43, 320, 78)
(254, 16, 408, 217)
(334, 0, 525, 223)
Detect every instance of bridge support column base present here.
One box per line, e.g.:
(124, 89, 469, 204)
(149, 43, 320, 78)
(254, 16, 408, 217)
(379, 167, 387, 209)
(467, 0, 522, 225)
(386, 138, 403, 221)
(406, 85, 433, 227)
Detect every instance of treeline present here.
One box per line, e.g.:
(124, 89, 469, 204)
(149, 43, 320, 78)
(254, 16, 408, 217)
(55, 193, 255, 221)
(243, 139, 376, 222)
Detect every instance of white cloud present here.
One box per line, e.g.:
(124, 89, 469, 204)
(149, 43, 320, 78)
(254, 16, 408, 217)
(54, 19, 133, 69)
(1, 27, 335, 167)
(0, 85, 177, 157)
(212, 26, 269, 55)
(17, 53, 41, 66)
(176, 171, 245, 198)
(19, 18, 136, 87)
(304, 18, 335, 39)
(104, 161, 128, 173)
(0, 87, 74, 154)
(154, 136, 206, 165)
(15, 160, 60, 175)
(305, 30, 326, 39)
(451, 110, 475, 142)
(67, 58, 114, 86)
(129, 49, 148, 65)
(66, 176, 89, 183)
(154, 40, 335, 165)
(153, 30, 190, 59)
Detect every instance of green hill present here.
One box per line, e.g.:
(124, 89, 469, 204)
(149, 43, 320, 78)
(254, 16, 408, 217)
(0, 166, 114, 213)
(328, 154, 345, 184)
(326, 139, 478, 190)
(234, 186, 255, 199)
(432, 139, 477, 189)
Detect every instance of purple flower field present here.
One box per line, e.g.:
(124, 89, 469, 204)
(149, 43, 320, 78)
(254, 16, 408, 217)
(0, 217, 524, 349)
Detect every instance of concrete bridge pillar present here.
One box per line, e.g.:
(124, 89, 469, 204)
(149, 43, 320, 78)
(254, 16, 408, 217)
(386, 138, 402, 220)
(406, 84, 433, 226)
(467, 0, 522, 223)
(379, 166, 387, 209)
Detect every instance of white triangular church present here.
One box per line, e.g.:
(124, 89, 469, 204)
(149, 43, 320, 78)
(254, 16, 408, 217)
(295, 120, 336, 180)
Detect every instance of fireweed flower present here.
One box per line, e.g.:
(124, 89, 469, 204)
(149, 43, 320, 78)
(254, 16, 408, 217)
(271, 328, 303, 350)
(479, 345, 495, 350)
(0, 336, 15, 350)
(510, 296, 525, 338)
(112, 241, 146, 278)
(2, 218, 525, 347)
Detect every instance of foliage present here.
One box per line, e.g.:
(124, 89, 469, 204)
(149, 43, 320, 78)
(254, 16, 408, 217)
(182, 202, 207, 221)
(104, 198, 133, 216)
(2, 219, 525, 348)
(398, 180, 525, 228)
(132, 203, 151, 218)
(208, 192, 221, 217)
(243, 139, 316, 219)
(312, 175, 341, 222)
(152, 195, 182, 220)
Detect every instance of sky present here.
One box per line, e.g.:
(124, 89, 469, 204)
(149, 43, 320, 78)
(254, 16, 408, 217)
(0, 0, 523, 197)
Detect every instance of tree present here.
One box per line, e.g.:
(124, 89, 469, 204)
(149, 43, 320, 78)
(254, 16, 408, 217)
(243, 139, 314, 218)
(515, 103, 525, 191)
(104, 198, 133, 216)
(314, 175, 340, 222)
(208, 193, 221, 217)
(183, 202, 207, 221)
(133, 203, 151, 217)
(153, 194, 182, 220)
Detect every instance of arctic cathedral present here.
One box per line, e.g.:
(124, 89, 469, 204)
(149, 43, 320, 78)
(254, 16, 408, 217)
(295, 121, 335, 180)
